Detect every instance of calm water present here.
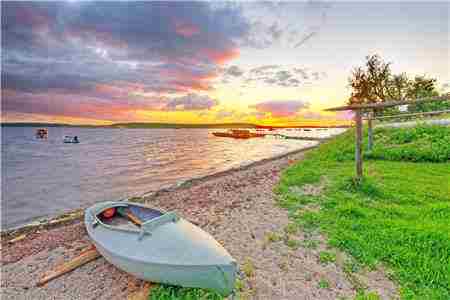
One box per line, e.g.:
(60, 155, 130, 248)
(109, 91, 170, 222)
(1, 127, 342, 229)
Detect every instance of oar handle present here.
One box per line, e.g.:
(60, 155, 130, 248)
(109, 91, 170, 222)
(125, 211, 143, 226)
(117, 207, 143, 226)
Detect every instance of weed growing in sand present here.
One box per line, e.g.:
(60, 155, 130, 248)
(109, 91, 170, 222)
(303, 239, 320, 249)
(318, 279, 330, 289)
(265, 231, 281, 243)
(234, 278, 245, 292)
(343, 259, 361, 274)
(128, 196, 144, 202)
(234, 278, 255, 300)
(285, 238, 301, 250)
(242, 258, 255, 278)
(262, 231, 282, 250)
(319, 251, 336, 265)
(284, 222, 299, 235)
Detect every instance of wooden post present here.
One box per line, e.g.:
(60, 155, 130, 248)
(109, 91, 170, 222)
(355, 109, 363, 181)
(367, 110, 373, 152)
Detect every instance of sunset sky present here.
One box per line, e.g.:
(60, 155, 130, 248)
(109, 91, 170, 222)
(2, 1, 449, 125)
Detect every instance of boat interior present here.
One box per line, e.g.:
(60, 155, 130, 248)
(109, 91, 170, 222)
(97, 204, 164, 229)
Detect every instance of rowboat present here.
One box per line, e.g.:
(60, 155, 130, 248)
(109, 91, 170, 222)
(212, 129, 265, 139)
(36, 128, 48, 139)
(63, 136, 79, 143)
(85, 201, 237, 296)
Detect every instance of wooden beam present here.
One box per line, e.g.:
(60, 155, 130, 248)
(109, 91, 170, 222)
(355, 110, 363, 181)
(37, 245, 100, 286)
(324, 95, 449, 112)
(364, 109, 450, 120)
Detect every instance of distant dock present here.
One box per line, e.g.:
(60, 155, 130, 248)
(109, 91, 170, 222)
(267, 133, 329, 141)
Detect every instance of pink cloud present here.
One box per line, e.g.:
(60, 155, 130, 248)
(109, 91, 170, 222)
(200, 47, 240, 64)
(2, 89, 144, 121)
(158, 66, 218, 92)
(249, 100, 310, 118)
(2, 89, 219, 122)
(335, 110, 354, 120)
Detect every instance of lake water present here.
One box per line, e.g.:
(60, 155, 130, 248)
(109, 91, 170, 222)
(1, 127, 344, 229)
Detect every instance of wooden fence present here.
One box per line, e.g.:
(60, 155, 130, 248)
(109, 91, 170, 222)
(324, 96, 450, 181)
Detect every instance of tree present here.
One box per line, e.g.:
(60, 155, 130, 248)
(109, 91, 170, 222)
(387, 73, 409, 100)
(348, 54, 448, 114)
(407, 76, 438, 99)
(348, 54, 392, 105)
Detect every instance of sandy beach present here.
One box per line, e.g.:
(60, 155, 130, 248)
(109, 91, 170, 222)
(1, 148, 397, 299)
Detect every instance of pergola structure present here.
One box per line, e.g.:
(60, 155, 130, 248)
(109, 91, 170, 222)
(324, 95, 450, 181)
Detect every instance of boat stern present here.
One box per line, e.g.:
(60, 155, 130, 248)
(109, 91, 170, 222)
(215, 260, 238, 296)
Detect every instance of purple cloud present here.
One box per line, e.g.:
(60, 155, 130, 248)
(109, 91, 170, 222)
(249, 100, 310, 117)
(165, 94, 218, 111)
(1, 2, 248, 121)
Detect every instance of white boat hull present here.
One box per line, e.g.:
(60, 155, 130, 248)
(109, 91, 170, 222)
(85, 201, 236, 296)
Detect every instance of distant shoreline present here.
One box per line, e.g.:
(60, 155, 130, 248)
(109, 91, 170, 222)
(1, 122, 351, 129)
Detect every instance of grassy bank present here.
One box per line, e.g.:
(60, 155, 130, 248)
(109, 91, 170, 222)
(277, 125, 450, 299)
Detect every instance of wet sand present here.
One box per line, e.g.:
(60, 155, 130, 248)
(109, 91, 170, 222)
(1, 149, 398, 299)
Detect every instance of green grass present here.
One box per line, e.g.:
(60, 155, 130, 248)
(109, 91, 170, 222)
(319, 124, 450, 163)
(318, 251, 336, 265)
(277, 125, 450, 299)
(354, 291, 382, 300)
(318, 278, 330, 289)
(368, 125, 450, 162)
(149, 285, 222, 300)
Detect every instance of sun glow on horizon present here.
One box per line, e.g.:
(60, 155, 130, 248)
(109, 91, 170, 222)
(2, 2, 448, 125)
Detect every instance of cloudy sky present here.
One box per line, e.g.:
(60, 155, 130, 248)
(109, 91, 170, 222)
(2, 1, 449, 125)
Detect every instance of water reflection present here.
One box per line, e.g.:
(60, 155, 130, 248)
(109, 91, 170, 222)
(1, 127, 343, 228)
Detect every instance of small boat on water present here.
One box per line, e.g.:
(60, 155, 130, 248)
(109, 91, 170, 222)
(212, 129, 265, 139)
(36, 128, 48, 139)
(85, 201, 237, 296)
(63, 136, 79, 143)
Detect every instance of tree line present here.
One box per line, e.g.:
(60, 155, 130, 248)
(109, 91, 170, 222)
(348, 54, 449, 116)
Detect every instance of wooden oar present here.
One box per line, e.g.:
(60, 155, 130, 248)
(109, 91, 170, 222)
(37, 244, 100, 287)
(37, 208, 144, 287)
(117, 207, 143, 226)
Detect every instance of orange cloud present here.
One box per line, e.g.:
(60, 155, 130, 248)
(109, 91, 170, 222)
(201, 47, 240, 64)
